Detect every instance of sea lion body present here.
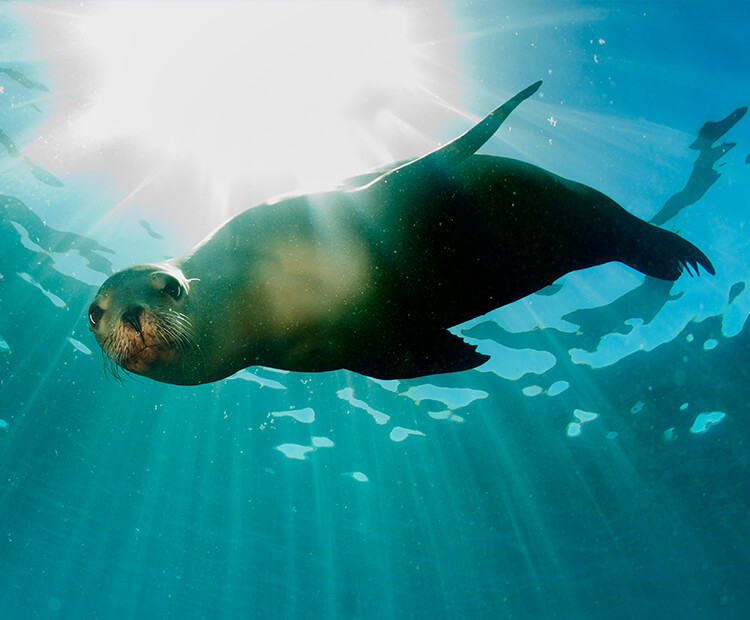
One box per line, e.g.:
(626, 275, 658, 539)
(89, 82, 714, 385)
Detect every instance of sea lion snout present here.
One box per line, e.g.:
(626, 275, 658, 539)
(120, 305, 144, 333)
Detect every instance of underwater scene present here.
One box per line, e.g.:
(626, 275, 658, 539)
(1, 1, 748, 618)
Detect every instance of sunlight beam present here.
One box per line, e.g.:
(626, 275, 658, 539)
(73, 1, 458, 189)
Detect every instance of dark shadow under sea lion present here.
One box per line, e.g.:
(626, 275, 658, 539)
(88, 81, 714, 385)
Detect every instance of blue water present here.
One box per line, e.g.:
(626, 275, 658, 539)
(1, 1, 749, 618)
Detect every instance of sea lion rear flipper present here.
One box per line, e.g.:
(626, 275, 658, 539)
(624, 224, 715, 280)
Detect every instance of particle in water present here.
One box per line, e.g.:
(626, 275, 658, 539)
(270, 407, 315, 423)
(522, 385, 543, 397)
(547, 380, 569, 396)
(389, 427, 425, 442)
(343, 472, 369, 482)
(274, 443, 314, 460)
(689, 412, 727, 434)
(567, 409, 598, 437)
(573, 409, 598, 423)
(67, 337, 92, 355)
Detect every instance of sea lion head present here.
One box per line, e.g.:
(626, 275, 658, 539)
(88, 263, 199, 381)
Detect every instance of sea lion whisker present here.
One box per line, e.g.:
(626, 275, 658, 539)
(151, 311, 207, 378)
(175, 316, 201, 356)
(159, 312, 195, 352)
(176, 317, 207, 375)
(102, 348, 126, 382)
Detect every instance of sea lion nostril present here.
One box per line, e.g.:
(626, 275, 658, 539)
(121, 306, 144, 332)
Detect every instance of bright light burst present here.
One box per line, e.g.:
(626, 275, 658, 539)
(73, 1, 460, 190)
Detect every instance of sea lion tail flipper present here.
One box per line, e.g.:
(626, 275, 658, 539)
(373, 80, 542, 185)
(625, 226, 715, 280)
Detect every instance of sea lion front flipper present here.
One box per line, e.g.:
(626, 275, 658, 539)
(348, 330, 490, 380)
(369, 80, 542, 188)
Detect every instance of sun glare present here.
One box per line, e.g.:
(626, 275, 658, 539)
(73, 1, 459, 189)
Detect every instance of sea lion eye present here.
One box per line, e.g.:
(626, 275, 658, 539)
(88, 303, 103, 327)
(163, 277, 182, 300)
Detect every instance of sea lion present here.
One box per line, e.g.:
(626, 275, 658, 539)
(88, 81, 714, 385)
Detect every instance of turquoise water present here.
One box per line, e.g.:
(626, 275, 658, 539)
(1, 1, 749, 618)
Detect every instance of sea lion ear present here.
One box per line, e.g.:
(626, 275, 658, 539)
(372, 80, 542, 186)
(184, 277, 200, 293)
